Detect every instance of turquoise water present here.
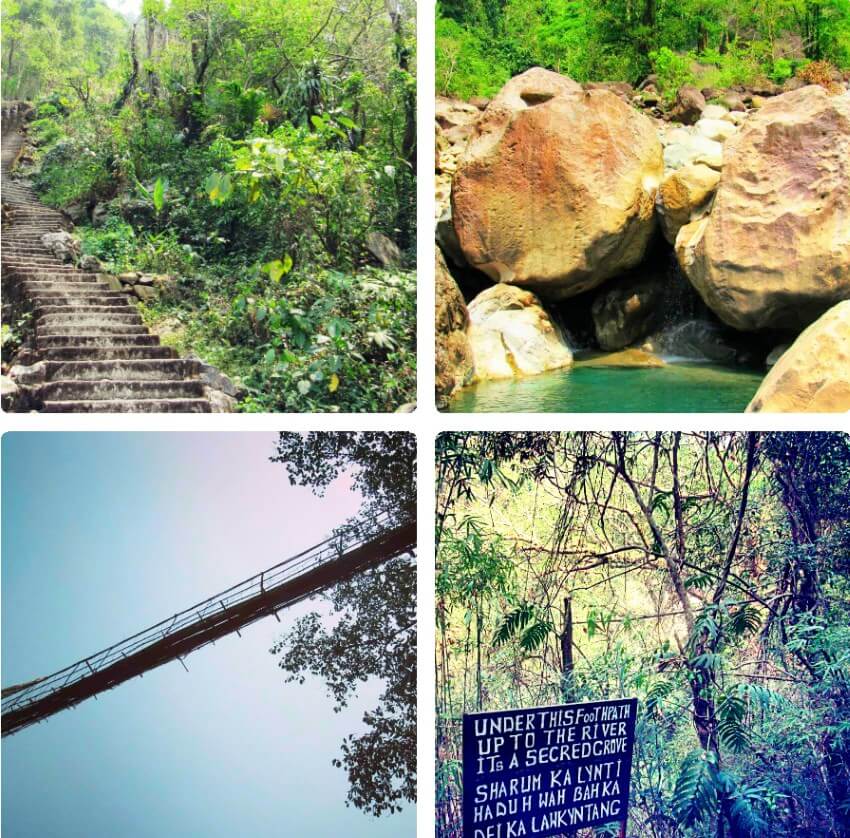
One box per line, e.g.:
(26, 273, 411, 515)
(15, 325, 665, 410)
(445, 362, 764, 413)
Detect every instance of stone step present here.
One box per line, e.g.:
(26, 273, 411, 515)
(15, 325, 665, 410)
(21, 277, 108, 288)
(36, 312, 144, 329)
(4, 221, 62, 227)
(3, 221, 52, 225)
(37, 324, 150, 337)
(24, 287, 115, 299)
(35, 304, 139, 318)
(4, 248, 68, 256)
(3, 255, 63, 260)
(31, 293, 128, 306)
(3, 257, 69, 263)
(4, 229, 65, 234)
(38, 379, 205, 401)
(42, 345, 177, 361)
(9, 266, 99, 275)
(41, 398, 212, 413)
(36, 334, 161, 348)
(4, 225, 65, 230)
(41, 358, 199, 382)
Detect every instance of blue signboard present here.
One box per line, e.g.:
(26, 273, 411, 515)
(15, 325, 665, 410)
(462, 698, 638, 838)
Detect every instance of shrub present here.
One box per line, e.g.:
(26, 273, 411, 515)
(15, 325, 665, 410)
(436, 17, 511, 98)
(208, 120, 377, 267)
(27, 117, 63, 147)
(229, 267, 417, 412)
(797, 60, 842, 91)
(649, 47, 696, 99)
(79, 217, 137, 270)
(769, 57, 795, 84)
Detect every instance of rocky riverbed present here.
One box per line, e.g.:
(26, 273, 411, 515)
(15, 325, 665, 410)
(436, 67, 850, 412)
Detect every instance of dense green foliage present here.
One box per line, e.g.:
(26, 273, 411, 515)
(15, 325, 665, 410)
(436, 432, 850, 837)
(437, 0, 850, 97)
(270, 433, 416, 815)
(2, 0, 128, 100)
(2, 0, 416, 411)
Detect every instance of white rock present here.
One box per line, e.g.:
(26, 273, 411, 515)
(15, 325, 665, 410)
(766, 344, 790, 367)
(468, 285, 573, 380)
(695, 118, 738, 142)
(664, 135, 724, 171)
(701, 104, 729, 120)
(724, 110, 748, 125)
(747, 302, 850, 412)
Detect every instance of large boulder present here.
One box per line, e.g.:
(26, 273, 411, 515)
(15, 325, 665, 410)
(467, 284, 572, 380)
(452, 68, 663, 301)
(435, 249, 474, 401)
(40, 231, 80, 263)
(694, 117, 737, 142)
(746, 300, 850, 412)
(435, 204, 466, 268)
(677, 86, 850, 331)
(669, 85, 706, 124)
(591, 268, 666, 350)
(663, 133, 724, 171)
(436, 97, 481, 132)
(656, 163, 720, 243)
(366, 231, 402, 267)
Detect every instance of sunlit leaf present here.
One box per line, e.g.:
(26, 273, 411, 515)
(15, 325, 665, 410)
(152, 177, 168, 214)
(261, 255, 292, 283)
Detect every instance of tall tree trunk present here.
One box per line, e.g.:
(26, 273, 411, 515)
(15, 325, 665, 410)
(388, 1, 415, 250)
(561, 597, 574, 702)
(112, 24, 139, 114)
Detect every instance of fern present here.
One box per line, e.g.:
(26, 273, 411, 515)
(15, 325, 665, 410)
(718, 772, 769, 837)
(729, 604, 762, 637)
(685, 572, 714, 590)
(492, 603, 534, 647)
(690, 651, 725, 672)
(718, 691, 751, 752)
(736, 682, 788, 710)
(672, 749, 719, 826)
(690, 610, 720, 646)
(520, 620, 553, 651)
(646, 680, 676, 714)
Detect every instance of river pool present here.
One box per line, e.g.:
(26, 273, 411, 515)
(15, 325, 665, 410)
(444, 361, 765, 413)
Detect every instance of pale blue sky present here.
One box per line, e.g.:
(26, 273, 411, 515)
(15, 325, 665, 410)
(105, 0, 141, 19)
(1, 432, 413, 837)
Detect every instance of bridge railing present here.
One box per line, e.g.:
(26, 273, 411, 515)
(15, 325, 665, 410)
(1, 511, 407, 716)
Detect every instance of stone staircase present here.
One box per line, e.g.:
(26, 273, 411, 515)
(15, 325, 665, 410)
(1, 103, 216, 412)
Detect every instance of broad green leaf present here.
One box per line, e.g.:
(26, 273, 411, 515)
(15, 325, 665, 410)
(208, 173, 232, 204)
(152, 177, 168, 214)
(261, 256, 292, 283)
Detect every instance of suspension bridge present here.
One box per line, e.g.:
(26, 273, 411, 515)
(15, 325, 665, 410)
(1, 513, 416, 737)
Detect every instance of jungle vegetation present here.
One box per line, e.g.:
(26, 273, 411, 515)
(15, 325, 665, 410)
(271, 432, 416, 816)
(1, 0, 416, 412)
(437, 0, 850, 98)
(435, 432, 850, 837)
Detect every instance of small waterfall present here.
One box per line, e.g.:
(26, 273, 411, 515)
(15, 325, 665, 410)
(652, 319, 738, 363)
(648, 250, 738, 363)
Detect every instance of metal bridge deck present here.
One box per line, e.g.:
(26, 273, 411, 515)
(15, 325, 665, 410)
(1, 514, 415, 736)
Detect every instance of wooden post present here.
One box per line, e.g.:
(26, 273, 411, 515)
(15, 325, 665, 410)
(619, 816, 628, 838)
(561, 597, 574, 702)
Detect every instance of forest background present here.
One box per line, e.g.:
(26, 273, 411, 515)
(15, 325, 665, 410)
(437, 0, 850, 98)
(435, 432, 850, 838)
(1, 0, 416, 412)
